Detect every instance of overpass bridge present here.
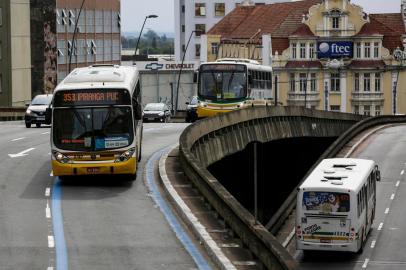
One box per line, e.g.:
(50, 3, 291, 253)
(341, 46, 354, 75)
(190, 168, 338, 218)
(161, 106, 406, 270)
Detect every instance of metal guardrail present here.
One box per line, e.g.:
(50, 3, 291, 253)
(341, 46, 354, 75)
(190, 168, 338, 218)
(0, 107, 26, 121)
(267, 115, 406, 235)
(178, 106, 363, 270)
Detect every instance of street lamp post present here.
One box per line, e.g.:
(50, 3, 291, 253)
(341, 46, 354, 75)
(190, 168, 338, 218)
(133, 14, 158, 61)
(174, 30, 200, 115)
(68, 0, 86, 73)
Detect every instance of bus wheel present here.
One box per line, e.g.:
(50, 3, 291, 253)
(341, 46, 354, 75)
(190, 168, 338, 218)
(357, 231, 365, 254)
(126, 173, 137, 182)
(26, 123, 31, 128)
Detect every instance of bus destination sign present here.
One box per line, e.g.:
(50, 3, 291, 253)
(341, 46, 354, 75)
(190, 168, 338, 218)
(54, 89, 131, 107)
(201, 64, 246, 72)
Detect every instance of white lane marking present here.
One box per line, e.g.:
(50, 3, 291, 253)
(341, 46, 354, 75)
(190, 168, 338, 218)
(11, 137, 25, 142)
(378, 222, 384, 231)
(390, 193, 395, 200)
(396, 181, 400, 187)
(47, 267, 54, 270)
(45, 188, 51, 197)
(401, 170, 405, 175)
(8, 148, 35, 158)
(48, 235, 55, 248)
(282, 228, 296, 248)
(46, 202, 51, 219)
(42, 132, 50, 135)
(385, 208, 390, 214)
(362, 258, 370, 269)
(371, 240, 376, 249)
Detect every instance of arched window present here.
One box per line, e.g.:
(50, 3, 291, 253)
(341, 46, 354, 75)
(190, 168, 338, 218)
(330, 9, 341, 29)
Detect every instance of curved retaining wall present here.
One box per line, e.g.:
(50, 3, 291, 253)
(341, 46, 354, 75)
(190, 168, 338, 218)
(179, 106, 363, 270)
(268, 115, 406, 235)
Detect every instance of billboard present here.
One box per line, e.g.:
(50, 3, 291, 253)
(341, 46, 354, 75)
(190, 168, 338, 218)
(317, 41, 353, 59)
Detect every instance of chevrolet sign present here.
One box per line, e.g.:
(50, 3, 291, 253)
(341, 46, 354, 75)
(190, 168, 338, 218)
(317, 41, 353, 59)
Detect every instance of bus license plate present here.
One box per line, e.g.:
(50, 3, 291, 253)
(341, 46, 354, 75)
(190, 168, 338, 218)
(87, 167, 100, 174)
(320, 239, 331, 243)
(37, 117, 45, 121)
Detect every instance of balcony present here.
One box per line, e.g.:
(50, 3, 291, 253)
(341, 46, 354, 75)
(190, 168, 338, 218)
(351, 92, 384, 102)
(288, 92, 321, 102)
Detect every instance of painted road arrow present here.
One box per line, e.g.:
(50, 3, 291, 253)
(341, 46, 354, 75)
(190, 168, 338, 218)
(8, 148, 35, 158)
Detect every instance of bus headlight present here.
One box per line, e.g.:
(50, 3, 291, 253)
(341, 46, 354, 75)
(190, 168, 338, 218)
(115, 148, 135, 163)
(53, 151, 72, 164)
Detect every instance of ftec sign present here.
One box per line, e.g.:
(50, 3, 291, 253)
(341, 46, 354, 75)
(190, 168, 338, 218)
(317, 41, 353, 58)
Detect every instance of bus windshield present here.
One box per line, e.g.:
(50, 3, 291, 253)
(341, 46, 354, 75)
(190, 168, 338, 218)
(302, 191, 350, 213)
(199, 65, 247, 101)
(53, 106, 134, 151)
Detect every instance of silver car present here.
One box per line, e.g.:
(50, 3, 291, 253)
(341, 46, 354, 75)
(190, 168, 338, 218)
(143, 103, 171, 122)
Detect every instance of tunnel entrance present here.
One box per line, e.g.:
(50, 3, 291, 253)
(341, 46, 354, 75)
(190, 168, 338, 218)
(207, 137, 337, 225)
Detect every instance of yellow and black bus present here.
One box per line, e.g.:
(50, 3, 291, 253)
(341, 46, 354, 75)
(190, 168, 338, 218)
(48, 65, 143, 179)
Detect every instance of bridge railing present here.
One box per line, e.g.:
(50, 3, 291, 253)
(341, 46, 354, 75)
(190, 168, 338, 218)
(179, 106, 363, 270)
(267, 115, 406, 234)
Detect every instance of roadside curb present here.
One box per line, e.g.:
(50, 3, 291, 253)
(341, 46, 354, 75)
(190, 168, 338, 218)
(158, 144, 236, 270)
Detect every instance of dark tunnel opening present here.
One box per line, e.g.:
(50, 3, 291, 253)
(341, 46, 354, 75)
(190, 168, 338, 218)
(207, 137, 338, 225)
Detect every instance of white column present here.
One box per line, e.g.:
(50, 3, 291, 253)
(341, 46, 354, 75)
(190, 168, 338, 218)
(324, 72, 330, 111)
(262, 34, 272, 66)
(392, 71, 398, 114)
(340, 71, 347, 112)
(200, 34, 208, 63)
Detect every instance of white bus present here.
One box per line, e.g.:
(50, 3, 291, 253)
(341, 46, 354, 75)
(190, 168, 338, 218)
(47, 65, 143, 179)
(296, 158, 381, 253)
(195, 58, 273, 119)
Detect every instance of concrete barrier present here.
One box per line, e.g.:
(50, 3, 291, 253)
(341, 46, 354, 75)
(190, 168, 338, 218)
(179, 106, 363, 270)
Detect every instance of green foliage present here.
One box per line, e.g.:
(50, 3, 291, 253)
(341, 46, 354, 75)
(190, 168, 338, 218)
(122, 29, 174, 55)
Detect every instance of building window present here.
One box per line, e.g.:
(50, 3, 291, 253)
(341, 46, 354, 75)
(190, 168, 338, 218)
(374, 42, 379, 58)
(309, 43, 315, 59)
(290, 73, 296, 92)
(330, 105, 340, 112)
(195, 3, 206, 16)
(0, 8, 2, 26)
(330, 73, 340, 92)
(356, 42, 361, 58)
(299, 73, 307, 92)
(182, 5, 185, 13)
(211, 42, 219, 55)
(375, 105, 381, 116)
(354, 105, 359, 114)
(291, 43, 297, 59)
(300, 43, 306, 59)
(182, 44, 185, 52)
(0, 42, 2, 60)
(364, 42, 371, 58)
(182, 25, 185, 33)
(364, 105, 371, 116)
(375, 73, 381, 92)
(195, 44, 201, 57)
(310, 73, 316, 92)
(0, 74, 2, 93)
(215, 3, 225, 16)
(195, 24, 206, 36)
(332, 17, 340, 29)
(364, 73, 371, 92)
(354, 73, 360, 92)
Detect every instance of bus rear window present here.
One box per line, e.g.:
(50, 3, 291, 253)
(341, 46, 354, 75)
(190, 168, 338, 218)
(302, 192, 350, 213)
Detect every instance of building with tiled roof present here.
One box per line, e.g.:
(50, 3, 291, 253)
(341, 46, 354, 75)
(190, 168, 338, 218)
(202, 0, 406, 115)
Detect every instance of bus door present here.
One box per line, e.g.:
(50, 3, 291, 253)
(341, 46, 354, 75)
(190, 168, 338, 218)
(301, 191, 351, 244)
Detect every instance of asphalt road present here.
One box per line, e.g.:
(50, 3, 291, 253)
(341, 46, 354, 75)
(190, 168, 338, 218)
(298, 124, 406, 270)
(0, 122, 197, 270)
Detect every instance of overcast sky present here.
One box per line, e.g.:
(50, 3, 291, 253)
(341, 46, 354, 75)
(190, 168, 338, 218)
(121, 0, 402, 33)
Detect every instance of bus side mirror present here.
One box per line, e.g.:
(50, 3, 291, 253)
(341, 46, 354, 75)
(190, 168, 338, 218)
(376, 170, 381, 182)
(45, 107, 52, 125)
(134, 103, 142, 120)
(193, 72, 198, 83)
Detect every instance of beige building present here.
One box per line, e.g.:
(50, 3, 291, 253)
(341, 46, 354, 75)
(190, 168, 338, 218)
(203, 0, 406, 115)
(0, 0, 32, 107)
